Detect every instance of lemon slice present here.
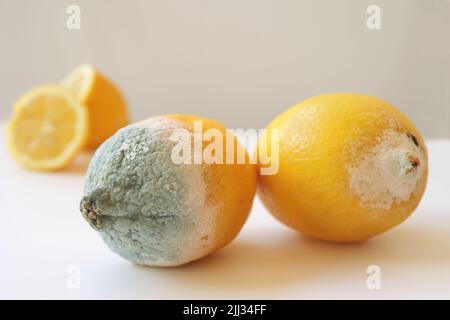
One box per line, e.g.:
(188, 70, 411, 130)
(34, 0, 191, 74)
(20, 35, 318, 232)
(62, 64, 128, 149)
(6, 85, 88, 171)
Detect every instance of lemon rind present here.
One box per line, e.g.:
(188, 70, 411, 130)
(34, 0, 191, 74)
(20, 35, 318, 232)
(61, 64, 95, 102)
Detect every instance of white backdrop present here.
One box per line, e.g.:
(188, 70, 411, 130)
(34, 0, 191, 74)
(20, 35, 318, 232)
(0, 0, 449, 137)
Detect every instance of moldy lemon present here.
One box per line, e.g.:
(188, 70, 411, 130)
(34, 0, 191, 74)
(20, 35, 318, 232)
(80, 115, 256, 266)
(257, 93, 428, 242)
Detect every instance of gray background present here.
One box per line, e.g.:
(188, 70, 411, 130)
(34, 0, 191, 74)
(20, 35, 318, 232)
(0, 0, 449, 137)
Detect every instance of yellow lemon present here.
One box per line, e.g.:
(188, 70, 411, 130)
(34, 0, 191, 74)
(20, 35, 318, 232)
(6, 85, 88, 171)
(62, 64, 129, 149)
(258, 93, 428, 242)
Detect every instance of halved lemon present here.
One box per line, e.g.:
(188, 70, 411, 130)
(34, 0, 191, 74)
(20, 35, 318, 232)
(62, 64, 128, 149)
(6, 85, 88, 171)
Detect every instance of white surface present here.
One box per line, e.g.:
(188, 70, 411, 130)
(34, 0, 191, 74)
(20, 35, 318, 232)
(1, 127, 450, 299)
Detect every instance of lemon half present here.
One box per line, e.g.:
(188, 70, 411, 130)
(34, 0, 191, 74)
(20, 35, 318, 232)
(62, 64, 129, 149)
(6, 85, 88, 171)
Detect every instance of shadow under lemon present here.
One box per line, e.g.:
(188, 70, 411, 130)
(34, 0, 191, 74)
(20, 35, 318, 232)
(122, 220, 450, 293)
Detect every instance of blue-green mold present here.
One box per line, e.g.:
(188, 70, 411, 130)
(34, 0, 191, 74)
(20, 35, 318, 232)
(80, 119, 211, 266)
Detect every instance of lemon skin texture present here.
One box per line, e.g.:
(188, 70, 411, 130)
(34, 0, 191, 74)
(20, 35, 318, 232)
(80, 115, 256, 266)
(258, 93, 428, 242)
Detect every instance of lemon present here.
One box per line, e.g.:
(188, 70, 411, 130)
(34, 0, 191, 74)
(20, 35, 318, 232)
(6, 85, 88, 171)
(258, 93, 428, 242)
(80, 115, 257, 266)
(62, 64, 129, 149)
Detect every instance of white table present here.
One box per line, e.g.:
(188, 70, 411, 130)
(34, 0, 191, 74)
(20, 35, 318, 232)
(1, 124, 449, 299)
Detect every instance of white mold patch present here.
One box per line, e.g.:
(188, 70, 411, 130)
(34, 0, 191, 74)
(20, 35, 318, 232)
(347, 130, 426, 210)
(176, 164, 219, 264)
